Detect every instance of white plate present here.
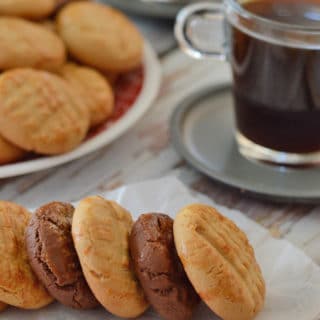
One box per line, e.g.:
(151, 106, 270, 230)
(0, 41, 161, 179)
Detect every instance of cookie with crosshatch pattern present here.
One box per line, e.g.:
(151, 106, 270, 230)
(0, 201, 53, 309)
(174, 204, 265, 320)
(0, 68, 89, 155)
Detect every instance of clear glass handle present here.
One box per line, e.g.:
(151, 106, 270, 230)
(174, 2, 227, 60)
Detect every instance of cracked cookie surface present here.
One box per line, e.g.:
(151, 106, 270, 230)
(174, 204, 266, 320)
(0, 201, 53, 309)
(130, 213, 199, 320)
(26, 202, 99, 309)
(72, 196, 149, 318)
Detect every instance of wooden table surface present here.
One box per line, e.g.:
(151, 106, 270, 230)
(1, 25, 320, 269)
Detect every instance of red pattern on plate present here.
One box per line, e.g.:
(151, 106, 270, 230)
(87, 66, 144, 139)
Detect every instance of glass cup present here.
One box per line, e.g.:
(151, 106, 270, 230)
(175, 0, 320, 166)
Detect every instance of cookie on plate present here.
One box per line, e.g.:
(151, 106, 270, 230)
(0, 17, 65, 71)
(72, 196, 149, 318)
(174, 204, 265, 320)
(0, 0, 55, 19)
(130, 213, 200, 320)
(0, 302, 7, 312)
(26, 202, 99, 309)
(0, 135, 26, 165)
(60, 63, 114, 127)
(0, 201, 53, 309)
(57, 2, 143, 72)
(0, 69, 90, 155)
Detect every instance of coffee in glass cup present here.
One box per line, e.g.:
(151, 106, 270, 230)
(175, 0, 320, 166)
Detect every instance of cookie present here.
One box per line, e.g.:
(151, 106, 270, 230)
(0, 69, 90, 155)
(0, 201, 53, 309)
(57, 2, 143, 72)
(0, 17, 65, 71)
(72, 196, 149, 318)
(0, 302, 7, 312)
(174, 204, 265, 320)
(130, 213, 200, 320)
(60, 63, 114, 127)
(26, 202, 99, 309)
(0, 0, 55, 19)
(0, 135, 26, 165)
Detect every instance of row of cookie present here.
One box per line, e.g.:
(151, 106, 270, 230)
(0, 2, 143, 74)
(0, 198, 265, 320)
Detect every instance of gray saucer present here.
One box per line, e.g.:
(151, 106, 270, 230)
(171, 85, 320, 203)
(100, 0, 181, 18)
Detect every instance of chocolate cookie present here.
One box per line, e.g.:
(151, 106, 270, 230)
(26, 202, 99, 309)
(130, 213, 200, 320)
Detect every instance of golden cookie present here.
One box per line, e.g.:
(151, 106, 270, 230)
(0, 136, 26, 165)
(0, 17, 66, 71)
(72, 196, 149, 318)
(0, 69, 90, 155)
(0, 302, 7, 312)
(174, 204, 265, 320)
(57, 2, 143, 72)
(60, 63, 114, 127)
(0, 201, 53, 309)
(0, 0, 55, 19)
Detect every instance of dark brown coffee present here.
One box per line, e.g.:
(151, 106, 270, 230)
(231, 0, 320, 153)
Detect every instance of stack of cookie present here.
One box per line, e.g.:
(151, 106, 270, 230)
(0, 0, 144, 165)
(0, 198, 266, 320)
